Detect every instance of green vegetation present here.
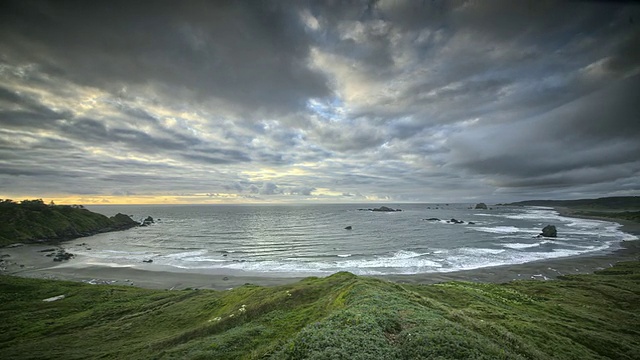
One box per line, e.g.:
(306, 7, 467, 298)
(507, 196, 640, 225)
(507, 196, 640, 211)
(572, 210, 640, 223)
(0, 199, 138, 247)
(1, 262, 639, 359)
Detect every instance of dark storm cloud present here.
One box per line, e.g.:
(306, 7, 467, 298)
(448, 75, 640, 189)
(0, 0, 329, 115)
(1, 0, 639, 202)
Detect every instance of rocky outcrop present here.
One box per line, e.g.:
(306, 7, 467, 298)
(541, 225, 557, 238)
(52, 249, 74, 262)
(372, 206, 402, 212)
(141, 216, 154, 226)
(448, 218, 464, 224)
(424, 218, 440, 221)
(358, 206, 402, 212)
(344, 226, 352, 230)
(110, 213, 140, 230)
(474, 203, 488, 210)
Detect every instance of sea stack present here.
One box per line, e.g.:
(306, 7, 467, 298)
(541, 225, 557, 238)
(474, 203, 488, 210)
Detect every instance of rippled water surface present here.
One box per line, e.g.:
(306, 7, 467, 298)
(74, 204, 637, 276)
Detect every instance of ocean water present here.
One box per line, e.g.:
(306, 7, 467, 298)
(71, 204, 637, 277)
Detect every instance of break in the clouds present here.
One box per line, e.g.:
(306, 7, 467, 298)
(0, 0, 639, 204)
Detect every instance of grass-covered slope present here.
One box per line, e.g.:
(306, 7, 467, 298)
(507, 196, 640, 225)
(0, 199, 138, 246)
(507, 196, 640, 210)
(1, 262, 639, 359)
(570, 210, 640, 223)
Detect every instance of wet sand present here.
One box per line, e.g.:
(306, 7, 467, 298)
(1, 211, 639, 290)
(0, 244, 303, 290)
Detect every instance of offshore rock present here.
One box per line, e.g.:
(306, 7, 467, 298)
(541, 225, 557, 238)
(474, 203, 488, 209)
(142, 216, 155, 226)
(110, 213, 140, 230)
(371, 206, 402, 212)
(344, 226, 352, 230)
(53, 249, 74, 262)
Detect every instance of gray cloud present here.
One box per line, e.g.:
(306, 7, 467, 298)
(287, 186, 316, 196)
(259, 182, 281, 195)
(0, 0, 330, 116)
(0, 1, 638, 203)
(448, 75, 640, 187)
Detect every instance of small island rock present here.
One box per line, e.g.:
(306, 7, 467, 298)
(344, 226, 352, 230)
(371, 206, 401, 212)
(541, 225, 557, 238)
(474, 203, 488, 210)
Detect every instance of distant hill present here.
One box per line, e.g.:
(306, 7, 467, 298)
(0, 199, 139, 247)
(507, 196, 640, 210)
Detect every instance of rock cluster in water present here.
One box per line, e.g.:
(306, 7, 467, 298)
(141, 216, 155, 226)
(49, 249, 75, 262)
(358, 206, 402, 212)
(474, 203, 488, 209)
(423, 218, 475, 225)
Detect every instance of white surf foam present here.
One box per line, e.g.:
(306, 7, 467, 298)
(502, 242, 541, 249)
(459, 247, 506, 255)
(473, 226, 521, 234)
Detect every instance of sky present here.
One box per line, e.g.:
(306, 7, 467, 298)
(0, 0, 639, 205)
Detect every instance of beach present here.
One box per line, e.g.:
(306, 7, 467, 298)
(2, 210, 638, 290)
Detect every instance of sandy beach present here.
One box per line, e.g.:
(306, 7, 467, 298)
(2, 211, 639, 291)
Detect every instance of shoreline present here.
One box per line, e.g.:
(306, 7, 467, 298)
(554, 205, 640, 235)
(1, 207, 639, 290)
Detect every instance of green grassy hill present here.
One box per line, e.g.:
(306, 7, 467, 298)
(0, 199, 138, 247)
(1, 261, 639, 359)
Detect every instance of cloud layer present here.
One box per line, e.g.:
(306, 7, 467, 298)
(1, 0, 639, 203)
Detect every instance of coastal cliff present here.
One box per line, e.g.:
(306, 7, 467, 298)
(0, 199, 138, 247)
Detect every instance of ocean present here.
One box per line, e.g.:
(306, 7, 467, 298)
(75, 204, 637, 277)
